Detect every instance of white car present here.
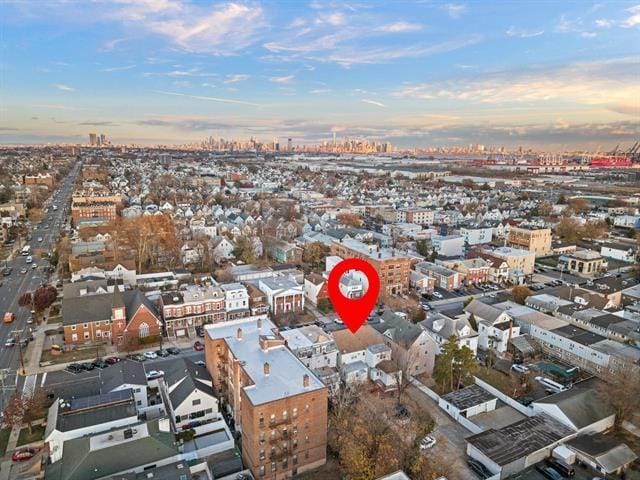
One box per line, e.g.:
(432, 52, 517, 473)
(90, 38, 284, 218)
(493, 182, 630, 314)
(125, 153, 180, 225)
(420, 435, 437, 450)
(143, 351, 158, 360)
(511, 364, 529, 374)
(146, 370, 164, 380)
(432, 292, 443, 299)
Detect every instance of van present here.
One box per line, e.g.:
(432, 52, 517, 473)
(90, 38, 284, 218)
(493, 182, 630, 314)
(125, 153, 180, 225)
(536, 376, 568, 394)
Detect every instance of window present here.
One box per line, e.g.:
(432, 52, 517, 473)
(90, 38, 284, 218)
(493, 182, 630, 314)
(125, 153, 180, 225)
(271, 462, 276, 472)
(84, 332, 90, 339)
(292, 407, 298, 418)
(139, 322, 150, 338)
(259, 450, 265, 460)
(192, 399, 201, 406)
(83, 323, 88, 328)
(259, 466, 265, 477)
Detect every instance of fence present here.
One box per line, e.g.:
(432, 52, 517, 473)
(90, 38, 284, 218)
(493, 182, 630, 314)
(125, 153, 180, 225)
(474, 376, 533, 416)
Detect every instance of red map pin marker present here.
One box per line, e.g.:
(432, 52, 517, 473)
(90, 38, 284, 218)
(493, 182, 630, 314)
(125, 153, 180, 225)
(327, 258, 380, 333)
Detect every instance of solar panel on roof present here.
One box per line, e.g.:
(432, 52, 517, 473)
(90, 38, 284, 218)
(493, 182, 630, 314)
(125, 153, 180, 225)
(68, 388, 132, 411)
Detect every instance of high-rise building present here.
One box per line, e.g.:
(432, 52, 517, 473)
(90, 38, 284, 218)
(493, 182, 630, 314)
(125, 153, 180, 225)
(89, 133, 97, 146)
(287, 138, 292, 151)
(99, 133, 106, 146)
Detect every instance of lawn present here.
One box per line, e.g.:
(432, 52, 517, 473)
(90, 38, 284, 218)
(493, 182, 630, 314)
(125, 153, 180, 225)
(40, 345, 106, 365)
(17, 425, 45, 447)
(0, 427, 11, 456)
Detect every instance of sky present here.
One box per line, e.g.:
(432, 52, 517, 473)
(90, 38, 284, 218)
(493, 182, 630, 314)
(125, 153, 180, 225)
(0, 0, 639, 150)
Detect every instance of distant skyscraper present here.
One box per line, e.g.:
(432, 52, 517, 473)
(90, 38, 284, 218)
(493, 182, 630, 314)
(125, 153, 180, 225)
(89, 133, 97, 146)
(99, 133, 106, 146)
(287, 138, 292, 151)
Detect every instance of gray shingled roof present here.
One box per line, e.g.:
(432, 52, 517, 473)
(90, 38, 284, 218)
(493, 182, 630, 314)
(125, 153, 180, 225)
(164, 358, 215, 408)
(534, 388, 614, 429)
(62, 289, 159, 327)
(374, 310, 423, 348)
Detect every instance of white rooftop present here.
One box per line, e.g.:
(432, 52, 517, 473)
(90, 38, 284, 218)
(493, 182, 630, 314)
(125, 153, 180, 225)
(205, 318, 325, 405)
(280, 325, 334, 350)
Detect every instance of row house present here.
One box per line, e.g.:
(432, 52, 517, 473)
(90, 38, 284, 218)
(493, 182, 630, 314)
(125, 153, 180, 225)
(268, 239, 303, 264)
(438, 258, 490, 286)
(415, 261, 461, 291)
(160, 285, 225, 338)
(222, 283, 251, 320)
(247, 283, 270, 316)
(464, 300, 520, 354)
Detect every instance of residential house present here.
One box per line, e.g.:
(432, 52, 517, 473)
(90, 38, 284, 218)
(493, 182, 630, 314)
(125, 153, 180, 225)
(160, 285, 225, 338)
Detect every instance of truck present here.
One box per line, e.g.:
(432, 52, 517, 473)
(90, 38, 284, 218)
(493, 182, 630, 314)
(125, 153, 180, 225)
(3, 312, 15, 324)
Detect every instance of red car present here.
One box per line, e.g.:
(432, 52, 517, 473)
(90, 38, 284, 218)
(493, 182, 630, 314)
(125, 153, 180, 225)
(105, 357, 121, 365)
(12, 447, 37, 462)
(193, 341, 204, 351)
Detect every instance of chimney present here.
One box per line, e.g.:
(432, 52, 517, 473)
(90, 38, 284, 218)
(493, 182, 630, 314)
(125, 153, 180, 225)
(257, 317, 262, 330)
(264, 362, 270, 376)
(236, 328, 243, 340)
(303, 374, 309, 387)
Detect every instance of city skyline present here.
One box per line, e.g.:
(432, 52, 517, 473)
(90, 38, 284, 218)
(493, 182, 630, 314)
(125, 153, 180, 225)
(1, 0, 639, 149)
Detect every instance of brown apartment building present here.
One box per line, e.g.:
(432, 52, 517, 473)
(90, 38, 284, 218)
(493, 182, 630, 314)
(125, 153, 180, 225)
(71, 189, 123, 222)
(507, 226, 552, 257)
(205, 318, 327, 479)
(330, 238, 412, 295)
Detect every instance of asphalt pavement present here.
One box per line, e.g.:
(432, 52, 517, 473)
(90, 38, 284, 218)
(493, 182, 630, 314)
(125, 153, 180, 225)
(0, 162, 80, 405)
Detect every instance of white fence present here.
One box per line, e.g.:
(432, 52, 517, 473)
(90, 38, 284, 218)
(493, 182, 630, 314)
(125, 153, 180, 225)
(474, 376, 533, 416)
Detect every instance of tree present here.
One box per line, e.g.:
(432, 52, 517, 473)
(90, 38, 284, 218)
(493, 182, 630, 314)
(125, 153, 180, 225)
(511, 285, 532, 305)
(597, 367, 640, 429)
(33, 285, 57, 314)
(536, 201, 553, 217)
(415, 239, 430, 257)
(337, 213, 363, 228)
(433, 336, 477, 393)
(316, 297, 332, 314)
(22, 390, 48, 434)
(390, 343, 419, 406)
(232, 236, 256, 264)
(2, 393, 25, 431)
(557, 193, 567, 204)
(567, 197, 589, 214)
(555, 217, 583, 243)
(302, 242, 329, 272)
(18, 292, 33, 308)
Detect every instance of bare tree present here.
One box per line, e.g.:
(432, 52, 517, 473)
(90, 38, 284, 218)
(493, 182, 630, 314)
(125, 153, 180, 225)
(597, 366, 640, 429)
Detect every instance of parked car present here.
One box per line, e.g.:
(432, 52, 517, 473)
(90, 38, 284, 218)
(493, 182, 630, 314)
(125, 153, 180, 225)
(511, 364, 530, 374)
(166, 347, 180, 355)
(143, 351, 158, 360)
(105, 357, 121, 365)
(12, 447, 37, 462)
(127, 353, 146, 362)
(155, 349, 170, 357)
(467, 459, 492, 479)
(80, 362, 95, 371)
(536, 465, 564, 480)
(420, 434, 437, 450)
(146, 370, 164, 380)
(4, 338, 16, 348)
(193, 341, 204, 351)
(93, 360, 108, 369)
(66, 363, 82, 373)
(432, 291, 444, 299)
(194, 360, 206, 367)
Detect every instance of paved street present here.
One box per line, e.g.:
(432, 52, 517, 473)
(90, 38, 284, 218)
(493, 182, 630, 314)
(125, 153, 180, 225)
(0, 162, 80, 406)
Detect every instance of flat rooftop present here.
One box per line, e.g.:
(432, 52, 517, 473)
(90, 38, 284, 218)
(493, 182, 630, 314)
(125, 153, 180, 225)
(467, 414, 575, 466)
(206, 318, 325, 406)
(441, 384, 496, 411)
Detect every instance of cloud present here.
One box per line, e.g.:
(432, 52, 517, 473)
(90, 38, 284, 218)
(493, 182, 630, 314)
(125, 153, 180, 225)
(101, 38, 126, 51)
(100, 65, 136, 72)
(442, 4, 466, 19)
(393, 57, 640, 110)
(315, 12, 346, 26)
(622, 4, 640, 27)
(361, 99, 385, 107)
(506, 26, 544, 38)
(54, 84, 75, 92)
(269, 75, 295, 84)
(113, 1, 266, 55)
(224, 74, 250, 84)
(309, 88, 332, 94)
(595, 18, 614, 28)
(376, 21, 422, 33)
(78, 121, 120, 126)
(152, 90, 261, 106)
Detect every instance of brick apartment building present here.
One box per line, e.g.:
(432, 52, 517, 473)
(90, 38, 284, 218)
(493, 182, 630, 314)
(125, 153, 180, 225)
(160, 284, 225, 338)
(330, 238, 412, 296)
(24, 173, 55, 188)
(71, 190, 123, 222)
(62, 283, 162, 347)
(205, 318, 327, 479)
(507, 226, 552, 257)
